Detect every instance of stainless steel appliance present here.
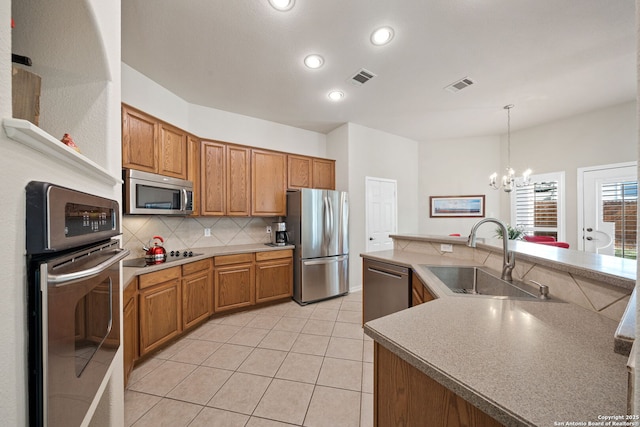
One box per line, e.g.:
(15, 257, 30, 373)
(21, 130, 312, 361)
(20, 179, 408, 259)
(363, 259, 410, 323)
(123, 168, 193, 215)
(271, 221, 288, 246)
(26, 182, 129, 427)
(286, 189, 349, 305)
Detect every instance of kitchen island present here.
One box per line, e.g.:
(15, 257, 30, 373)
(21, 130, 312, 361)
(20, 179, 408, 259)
(362, 235, 633, 426)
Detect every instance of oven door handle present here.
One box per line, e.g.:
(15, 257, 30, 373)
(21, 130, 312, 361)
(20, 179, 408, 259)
(47, 248, 130, 285)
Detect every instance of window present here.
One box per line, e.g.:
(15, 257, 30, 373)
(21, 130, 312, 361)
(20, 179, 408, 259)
(601, 180, 637, 259)
(511, 172, 565, 241)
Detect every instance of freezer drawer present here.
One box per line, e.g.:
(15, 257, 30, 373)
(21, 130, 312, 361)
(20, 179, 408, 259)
(296, 255, 348, 304)
(363, 259, 410, 323)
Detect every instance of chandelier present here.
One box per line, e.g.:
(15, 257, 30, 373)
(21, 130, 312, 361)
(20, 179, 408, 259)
(489, 104, 531, 192)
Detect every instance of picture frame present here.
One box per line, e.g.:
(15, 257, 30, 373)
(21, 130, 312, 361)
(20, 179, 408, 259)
(429, 195, 485, 218)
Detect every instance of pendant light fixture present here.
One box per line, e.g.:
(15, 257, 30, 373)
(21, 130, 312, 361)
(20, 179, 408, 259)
(489, 104, 532, 192)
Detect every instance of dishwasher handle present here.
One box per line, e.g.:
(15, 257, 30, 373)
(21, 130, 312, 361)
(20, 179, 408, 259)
(367, 266, 407, 280)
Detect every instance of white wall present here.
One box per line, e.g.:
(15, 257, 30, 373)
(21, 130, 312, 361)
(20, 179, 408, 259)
(328, 123, 420, 290)
(3, 1, 122, 425)
(501, 101, 637, 248)
(418, 136, 502, 239)
(122, 64, 327, 157)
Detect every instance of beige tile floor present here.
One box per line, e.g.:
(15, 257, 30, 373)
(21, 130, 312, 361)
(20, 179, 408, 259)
(125, 291, 373, 427)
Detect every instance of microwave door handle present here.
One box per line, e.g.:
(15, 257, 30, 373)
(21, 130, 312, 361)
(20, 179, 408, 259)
(47, 248, 130, 286)
(181, 188, 187, 211)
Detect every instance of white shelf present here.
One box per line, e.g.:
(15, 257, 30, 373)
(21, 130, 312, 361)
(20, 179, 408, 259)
(3, 118, 121, 186)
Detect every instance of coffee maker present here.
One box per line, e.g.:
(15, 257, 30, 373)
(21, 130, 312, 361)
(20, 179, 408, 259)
(271, 222, 288, 246)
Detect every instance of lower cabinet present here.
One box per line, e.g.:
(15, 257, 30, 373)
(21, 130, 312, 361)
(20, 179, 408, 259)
(374, 343, 504, 427)
(138, 266, 182, 357)
(182, 259, 213, 330)
(214, 253, 255, 312)
(411, 271, 436, 306)
(123, 278, 138, 387)
(255, 250, 293, 303)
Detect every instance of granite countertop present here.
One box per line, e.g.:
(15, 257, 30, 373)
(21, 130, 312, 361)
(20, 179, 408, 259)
(123, 243, 294, 288)
(360, 249, 630, 426)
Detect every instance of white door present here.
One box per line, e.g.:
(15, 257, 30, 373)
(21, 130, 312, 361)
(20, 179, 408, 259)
(578, 162, 637, 257)
(365, 177, 397, 252)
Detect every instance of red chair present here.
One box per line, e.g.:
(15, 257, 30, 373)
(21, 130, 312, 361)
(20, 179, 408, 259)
(523, 235, 556, 243)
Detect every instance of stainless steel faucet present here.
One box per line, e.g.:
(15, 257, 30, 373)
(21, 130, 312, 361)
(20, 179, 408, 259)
(467, 218, 515, 282)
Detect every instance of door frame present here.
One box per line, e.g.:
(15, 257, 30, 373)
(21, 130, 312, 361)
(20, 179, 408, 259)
(365, 176, 398, 252)
(576, 161, 637, 251)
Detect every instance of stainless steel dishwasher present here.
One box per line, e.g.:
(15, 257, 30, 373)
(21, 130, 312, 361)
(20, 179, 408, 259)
(363, 259, 410, 323)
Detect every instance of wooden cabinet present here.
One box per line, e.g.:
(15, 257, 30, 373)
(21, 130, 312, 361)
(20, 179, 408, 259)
(158, 122, 188, 179)
(255, 250, 293, 303)
(287, 155, 336, 190)
(201, 140, 227, 216)
(312, 158, 335, 190)
(123, 279, 138, 387)
(287, 155, 312, 189)
(214, 253, 255, 312)
(411, 271, 436, 306)
(226, 144, 251, 216)
(252, 149, 287, 216)
(374, 343, 503, 427)
(182, 259, 213, 330)
(122, 104, 188, 180)
(187, 134, 201, 215)
(138, 267, 182, 356)
(122, 105, 157, 173)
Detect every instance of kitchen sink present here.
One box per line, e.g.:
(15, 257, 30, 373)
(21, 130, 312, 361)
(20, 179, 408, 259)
(422, 266, 546, 300)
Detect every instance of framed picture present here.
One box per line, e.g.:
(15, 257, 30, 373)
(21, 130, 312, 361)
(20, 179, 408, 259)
(430, 195, 485, 218)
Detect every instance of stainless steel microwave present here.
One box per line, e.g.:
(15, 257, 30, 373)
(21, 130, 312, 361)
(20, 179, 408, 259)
(123, 169, 193, 215)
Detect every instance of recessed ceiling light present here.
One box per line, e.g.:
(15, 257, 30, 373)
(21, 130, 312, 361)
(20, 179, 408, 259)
(269, 0, 295, 11)
(328, 91, 344, 101)
(304, 54, 324, 69)
(370, 26, 394, 46)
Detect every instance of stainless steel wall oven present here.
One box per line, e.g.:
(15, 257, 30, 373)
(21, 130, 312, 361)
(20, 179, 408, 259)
(26, 182, 129, 427)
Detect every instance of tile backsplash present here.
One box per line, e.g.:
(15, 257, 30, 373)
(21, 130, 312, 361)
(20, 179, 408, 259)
(122, 215, 276, 259)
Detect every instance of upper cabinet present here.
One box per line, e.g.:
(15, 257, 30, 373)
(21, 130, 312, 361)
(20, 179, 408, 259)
(158, 123, 188, 179)
(252, 149, 287, 216)
(121, 104, 187, 180)
(287, 155, 335, 190)
(201, 140, 226, 216)
(122, 105, 157, 173)
(123, 105, 337, 217)
(312, 158, 336, 190)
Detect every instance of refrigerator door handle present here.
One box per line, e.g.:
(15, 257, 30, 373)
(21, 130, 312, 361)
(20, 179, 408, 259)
(327, 196, 334, 240)
(323, 196, 331, 243)
(303, 255, 348, 266)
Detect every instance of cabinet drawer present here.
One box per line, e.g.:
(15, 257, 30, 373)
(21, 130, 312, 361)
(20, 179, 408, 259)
(139, 266, 181, 289)
(215, 253, 254, 266)
(255, 249, 293, 262)
(182, 258, 212, 276)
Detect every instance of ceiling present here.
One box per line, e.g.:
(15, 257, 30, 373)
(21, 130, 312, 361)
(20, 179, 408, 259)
(121, 0, 636, 142)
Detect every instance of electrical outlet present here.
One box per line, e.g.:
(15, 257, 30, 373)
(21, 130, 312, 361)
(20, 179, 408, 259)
(204, 228, 211, 237)
(266, 226, 272, 234)
(440, 244, 453, 253)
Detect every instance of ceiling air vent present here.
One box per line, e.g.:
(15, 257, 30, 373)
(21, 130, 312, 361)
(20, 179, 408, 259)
(350, 68, 377, 86)
(444, 77, 475, 93)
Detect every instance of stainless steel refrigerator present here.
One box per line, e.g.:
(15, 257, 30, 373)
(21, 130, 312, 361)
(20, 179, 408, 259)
(287, 189, 349, 305)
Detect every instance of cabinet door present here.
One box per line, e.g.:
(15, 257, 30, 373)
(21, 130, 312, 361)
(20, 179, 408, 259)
(287, 155, 312, 189)
(227, 145, 251, 216)
(214, 263, 255, 312)
(255, 256, 293, 303)
(187, 134, 201, 215)
(123, 280, 138, 387)
(182, 269, 213, 330)
(139, 278, 182, 356)
(252, 149, 287, 216)
(312, 158, 336, 190)
(158, 123, 188, 179)
(201, 140, 226, 216)
(122, 105, 157, 173)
